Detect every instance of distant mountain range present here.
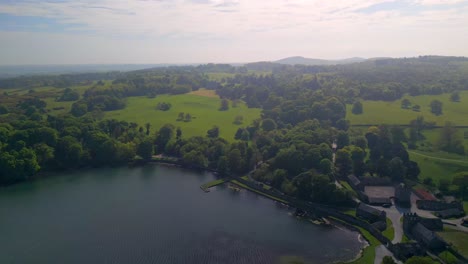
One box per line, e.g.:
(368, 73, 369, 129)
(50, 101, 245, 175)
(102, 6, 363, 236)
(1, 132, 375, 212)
(273, 56, 367, 65)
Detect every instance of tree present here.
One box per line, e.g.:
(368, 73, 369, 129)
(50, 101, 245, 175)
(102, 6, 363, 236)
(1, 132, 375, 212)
(388, 157, 406, 181)
(57, 88, 79, 102)
(261, 118, 277, 131)
(319, 159, 333, 175)
(430, 99, 443, 115)
(412, 104, 420, 112)
(177, 112, 185, 121)
(351, 101, 363, 114)
(155, 124, 174, 153)
(325, 97, 346, 123)
(227, 148, 243, 173)
(71, 102, 88, 117)
(0, 105, 8, 115)
(182, 150, 208, 168)
(145, 123, 151, 136)
(349, 146, 365, 176)
(234, 128, 244, 140)
(184, 113, 192, 122)
(55, 136, 83, 168)
(336, 131, 349, 149)
(217, 156, 229, 175)
(450, 91, 460, 102)
(401, 99, 411, 109)
(219, 99, 229, 111)
(382, 256, 397, 264)
(233, 115, 243, 125)
(439, 178, 450, 192)
(335, 149, 352, 177)
(176, 127, 182, 140)
(437, 122, 464, 154)
(137, 138, 153, 160)
(207, 126, 219, 138)
(453, 172, 468, 200)
(34, 143, 54, 168)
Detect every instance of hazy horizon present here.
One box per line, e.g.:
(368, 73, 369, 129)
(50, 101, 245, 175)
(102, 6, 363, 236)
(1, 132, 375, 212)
(1, 0, 468, 65)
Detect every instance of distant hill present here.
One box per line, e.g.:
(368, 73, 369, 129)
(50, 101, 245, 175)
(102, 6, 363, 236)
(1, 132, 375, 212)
(0, 64, 168, 79)
(273, 56, 366, 65)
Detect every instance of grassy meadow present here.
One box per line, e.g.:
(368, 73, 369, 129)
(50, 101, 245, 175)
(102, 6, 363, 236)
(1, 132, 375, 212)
(437, 229, 468, 258)
(408, 151, 468, 184)
(105, 91, 261, 140)
(347, 91, 468, 126)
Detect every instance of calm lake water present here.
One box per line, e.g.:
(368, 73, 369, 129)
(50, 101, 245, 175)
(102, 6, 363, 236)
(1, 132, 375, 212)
(0, 164, 364, 264)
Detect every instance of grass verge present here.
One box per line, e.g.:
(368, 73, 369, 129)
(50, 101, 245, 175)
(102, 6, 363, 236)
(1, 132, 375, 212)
(230, 180, 288, 204)
(201, 178, 228, 189)
(382, 218, 395, 241)
(330, 217, 380, 264)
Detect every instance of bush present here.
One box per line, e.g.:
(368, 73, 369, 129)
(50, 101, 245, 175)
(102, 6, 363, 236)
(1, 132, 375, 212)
(156, 102, 172, 111)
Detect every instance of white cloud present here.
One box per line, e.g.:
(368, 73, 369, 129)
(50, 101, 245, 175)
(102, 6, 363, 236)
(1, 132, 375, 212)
(0, 0, 467, 64)
(414, 0, 467, 5)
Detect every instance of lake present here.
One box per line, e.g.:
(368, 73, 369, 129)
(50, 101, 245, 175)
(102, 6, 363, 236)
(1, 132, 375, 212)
(0, 164, 364, 264)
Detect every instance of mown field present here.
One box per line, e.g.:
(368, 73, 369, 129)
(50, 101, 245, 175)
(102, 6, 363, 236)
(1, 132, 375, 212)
(408, 151, 468, 184)
(347, 91, 468, 126)
(437, 229, 468, 258)
(105, 91, 261, 140)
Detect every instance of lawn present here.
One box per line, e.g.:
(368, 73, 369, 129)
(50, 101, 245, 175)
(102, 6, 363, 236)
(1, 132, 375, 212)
(340, 180, 358, 197)
(382, 218, 395, 241)
(230, 180, 288, 204)
(105, 93, 261, 140)
(200, 178, 228, 189)
(408, 151, 468, 184)
(420, 128, 468, 151)
(347, 226, 380, 264)
(437, 229, 468, 258)
(347, 91, 468, 126)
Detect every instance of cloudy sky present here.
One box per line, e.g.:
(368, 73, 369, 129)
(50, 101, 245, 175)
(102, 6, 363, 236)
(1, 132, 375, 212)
(0, 0, 467, 64)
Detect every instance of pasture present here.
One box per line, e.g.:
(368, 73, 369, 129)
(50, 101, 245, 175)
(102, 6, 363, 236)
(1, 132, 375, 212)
(105, 93, 261, 140)
(347, 91, 468, 126)
(408, 151, 468, 184)
(437, 229, 468, 258)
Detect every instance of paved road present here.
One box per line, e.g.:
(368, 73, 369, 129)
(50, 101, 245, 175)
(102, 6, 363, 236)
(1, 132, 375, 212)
(409, 193, 438, 219)
(443, 219, 468, 232)
(374, 245, 402, 264)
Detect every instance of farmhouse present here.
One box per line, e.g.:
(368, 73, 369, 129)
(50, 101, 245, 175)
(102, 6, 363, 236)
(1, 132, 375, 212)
(391, 242, 425, 261)
(462, 218, 468, 227)
(411, 223, 446, 251)
(347, 174, 362, 191)
(436, 208, 465, 219)
(416, 200, 463, 211)
(395, 183, 411, 207)
(403, 213, 446, 252)
(364, 186, 394, 205)
(356, 202, 386, 223)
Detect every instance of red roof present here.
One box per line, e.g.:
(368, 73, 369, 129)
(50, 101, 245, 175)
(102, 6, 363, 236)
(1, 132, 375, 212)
(414, 189, 437, 201)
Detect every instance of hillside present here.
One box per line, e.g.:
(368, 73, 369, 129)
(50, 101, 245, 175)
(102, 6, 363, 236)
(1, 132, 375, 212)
(273, 56, 366, 65)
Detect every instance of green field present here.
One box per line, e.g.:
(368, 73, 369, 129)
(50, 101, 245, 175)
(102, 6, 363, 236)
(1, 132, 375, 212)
(382, 218, 395, 241)
(437, 229, 468, 258)
(105, 93, 261, 140)
(347, 91, 468, 126)
(409, 150, 468, 184)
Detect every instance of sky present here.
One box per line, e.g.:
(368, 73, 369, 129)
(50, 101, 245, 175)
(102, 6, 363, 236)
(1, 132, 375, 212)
(0, 0, 467, 65)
